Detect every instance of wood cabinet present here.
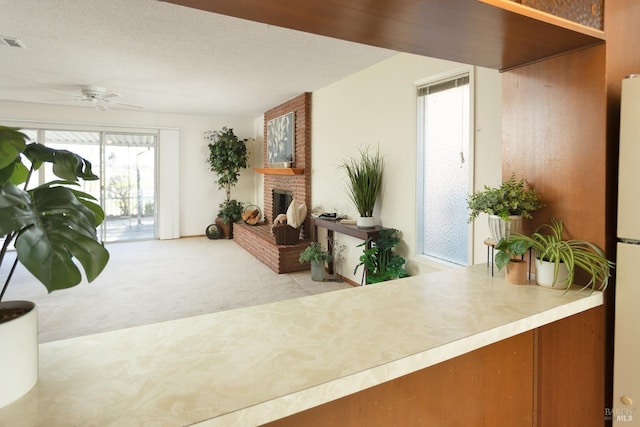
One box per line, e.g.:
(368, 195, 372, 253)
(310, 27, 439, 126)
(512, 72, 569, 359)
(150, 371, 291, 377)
(264, 307, 603, 427)
(509, 0, 604, 29)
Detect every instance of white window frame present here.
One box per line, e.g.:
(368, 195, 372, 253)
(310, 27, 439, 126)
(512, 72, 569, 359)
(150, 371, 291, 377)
(415, 66, 475, 266)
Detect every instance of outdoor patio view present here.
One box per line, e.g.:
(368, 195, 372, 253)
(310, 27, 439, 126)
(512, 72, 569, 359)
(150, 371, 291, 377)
(22, 129, 156, 242)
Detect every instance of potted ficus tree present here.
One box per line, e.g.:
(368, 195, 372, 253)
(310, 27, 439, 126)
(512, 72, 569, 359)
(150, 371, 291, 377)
(0, 126, 109, 408)
(467, 173, 542, 243)
(205, 127, 249, 239)
(340, 146, 384, 228)
(298, 242, 332, 281)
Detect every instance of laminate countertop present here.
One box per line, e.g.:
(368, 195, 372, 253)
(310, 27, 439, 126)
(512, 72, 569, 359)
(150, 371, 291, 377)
(0, 265, 602, 426)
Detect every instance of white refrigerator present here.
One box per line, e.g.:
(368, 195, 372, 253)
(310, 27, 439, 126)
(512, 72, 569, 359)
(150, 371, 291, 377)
(614, 74, 640, 425)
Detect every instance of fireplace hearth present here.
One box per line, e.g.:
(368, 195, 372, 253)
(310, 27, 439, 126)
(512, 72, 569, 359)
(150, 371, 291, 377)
(233, 93, 312, 273)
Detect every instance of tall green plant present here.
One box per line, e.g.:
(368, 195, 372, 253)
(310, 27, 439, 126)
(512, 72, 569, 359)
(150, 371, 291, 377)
(354, 228, 407, 285)
(205, 127, 249, 202)
(0, 126, 109, 302)
(340, 147, 384, 218)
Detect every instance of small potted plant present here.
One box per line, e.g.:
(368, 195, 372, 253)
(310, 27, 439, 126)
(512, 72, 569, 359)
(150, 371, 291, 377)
(500, 219, 613, 292)
(467, 173, 542, 242)
(298, 242, 332, 281)
(205, 127, 249, 239)
(494, 236, 530, 286)
(340, 146, 384, 228)
(0, 126, 109, 408)
(354, 228, 408, 285)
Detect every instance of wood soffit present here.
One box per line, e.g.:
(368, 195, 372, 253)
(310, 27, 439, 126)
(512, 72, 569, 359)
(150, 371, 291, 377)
(161, 0, 604, 71)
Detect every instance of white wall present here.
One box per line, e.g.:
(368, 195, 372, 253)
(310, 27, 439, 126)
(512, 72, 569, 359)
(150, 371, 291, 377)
(311, 53, 502, 283)
(0, 101, 256, 237)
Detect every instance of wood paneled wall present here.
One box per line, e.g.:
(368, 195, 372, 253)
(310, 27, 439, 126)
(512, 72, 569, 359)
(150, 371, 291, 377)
(502, 3, 640, 424)
(502, 45, 608, 246)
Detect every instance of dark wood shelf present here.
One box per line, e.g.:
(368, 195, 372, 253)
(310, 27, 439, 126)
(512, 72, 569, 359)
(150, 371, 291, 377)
(166, 0, 604, 71)
(255, 168, 304, 175)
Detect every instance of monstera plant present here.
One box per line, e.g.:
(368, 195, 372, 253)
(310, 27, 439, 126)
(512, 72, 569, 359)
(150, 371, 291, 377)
(0, 126, 110, 407)
(0, 126, 109, 300)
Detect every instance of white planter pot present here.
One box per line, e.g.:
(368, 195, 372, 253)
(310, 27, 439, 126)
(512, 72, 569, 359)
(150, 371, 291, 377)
(488, 215, 523, 243)
(535, 258, 570, 288)
(356, 216, 376, 229)
(0, 301, 38, 408)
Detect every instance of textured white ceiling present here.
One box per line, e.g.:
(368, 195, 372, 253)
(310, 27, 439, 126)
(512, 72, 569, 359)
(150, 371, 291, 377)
(0, 0, 396, 117)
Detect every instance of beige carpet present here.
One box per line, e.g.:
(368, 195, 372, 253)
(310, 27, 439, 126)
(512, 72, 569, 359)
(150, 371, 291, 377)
(3, 238, 351, 343)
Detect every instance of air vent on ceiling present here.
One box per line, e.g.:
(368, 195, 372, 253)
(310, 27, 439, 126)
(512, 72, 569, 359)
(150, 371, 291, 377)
(0, 36, 25, 48)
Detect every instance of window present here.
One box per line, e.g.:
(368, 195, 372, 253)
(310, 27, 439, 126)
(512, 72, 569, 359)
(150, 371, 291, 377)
(417, 73, 471, 265)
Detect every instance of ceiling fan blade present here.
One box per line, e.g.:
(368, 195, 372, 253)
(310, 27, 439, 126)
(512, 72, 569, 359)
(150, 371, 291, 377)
(46, 88, 83, 98)
(113, 101, 144, 110)
(94, 103, 109, 112)
(101, 92, 121, 99)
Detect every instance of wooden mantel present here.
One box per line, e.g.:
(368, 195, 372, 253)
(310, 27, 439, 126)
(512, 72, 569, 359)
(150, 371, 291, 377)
(255, 168, 304, 175)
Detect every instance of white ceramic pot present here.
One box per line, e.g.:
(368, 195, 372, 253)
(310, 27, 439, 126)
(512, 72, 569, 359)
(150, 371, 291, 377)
(356, 216, 376, 229)
(535, 258, 570, 288)
(488, 215, 523, 243)
(0, 301, 38, 408)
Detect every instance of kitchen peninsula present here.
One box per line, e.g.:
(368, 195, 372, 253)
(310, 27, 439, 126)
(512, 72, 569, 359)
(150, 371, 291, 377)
(0, 265, 602, 426)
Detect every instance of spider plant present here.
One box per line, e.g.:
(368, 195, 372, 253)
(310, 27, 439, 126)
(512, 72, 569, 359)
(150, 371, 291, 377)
(498, 219, 613, 293)
(340, 146, 384, 218)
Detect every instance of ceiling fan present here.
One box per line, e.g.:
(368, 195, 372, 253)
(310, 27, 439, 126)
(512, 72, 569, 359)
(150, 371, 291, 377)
(46, 85, 144, 111)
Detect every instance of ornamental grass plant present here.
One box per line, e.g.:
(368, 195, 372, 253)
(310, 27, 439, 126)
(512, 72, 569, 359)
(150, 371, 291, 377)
(340, 147, 384, 218)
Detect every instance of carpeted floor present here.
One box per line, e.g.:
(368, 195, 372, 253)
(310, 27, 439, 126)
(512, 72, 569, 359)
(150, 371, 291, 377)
(3, 238, 351, 343)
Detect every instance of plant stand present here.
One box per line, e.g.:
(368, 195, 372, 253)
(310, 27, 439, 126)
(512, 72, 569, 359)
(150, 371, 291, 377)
(311, 217, 388, 285)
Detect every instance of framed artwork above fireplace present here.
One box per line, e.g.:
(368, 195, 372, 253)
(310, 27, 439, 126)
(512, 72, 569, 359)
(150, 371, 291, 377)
(267, 111, 295, 167)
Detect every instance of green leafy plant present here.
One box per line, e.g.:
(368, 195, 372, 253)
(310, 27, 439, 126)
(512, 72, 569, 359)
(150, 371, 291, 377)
(498, 219, 613, 293)
(354, 228, 408, 285)
(298, 242, 332, 263)
(217, 199, 244, 224)
(467, 173, 542, 222)
(340, 146, 384, 218)
(494, 237, 531, 271)
(205, 127, 249, 225)
(0, 126, 109, 302)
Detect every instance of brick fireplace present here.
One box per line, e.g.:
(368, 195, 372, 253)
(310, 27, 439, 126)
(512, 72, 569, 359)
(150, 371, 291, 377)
(233, 93, 312, 273)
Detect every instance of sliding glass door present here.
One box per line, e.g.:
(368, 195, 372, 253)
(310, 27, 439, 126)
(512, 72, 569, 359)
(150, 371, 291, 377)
(41, 130, 156, 242)
(103, 134, 156, 241)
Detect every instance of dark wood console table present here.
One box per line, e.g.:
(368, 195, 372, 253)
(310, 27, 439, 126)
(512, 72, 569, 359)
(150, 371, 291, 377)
(311, 217, 389, 284)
